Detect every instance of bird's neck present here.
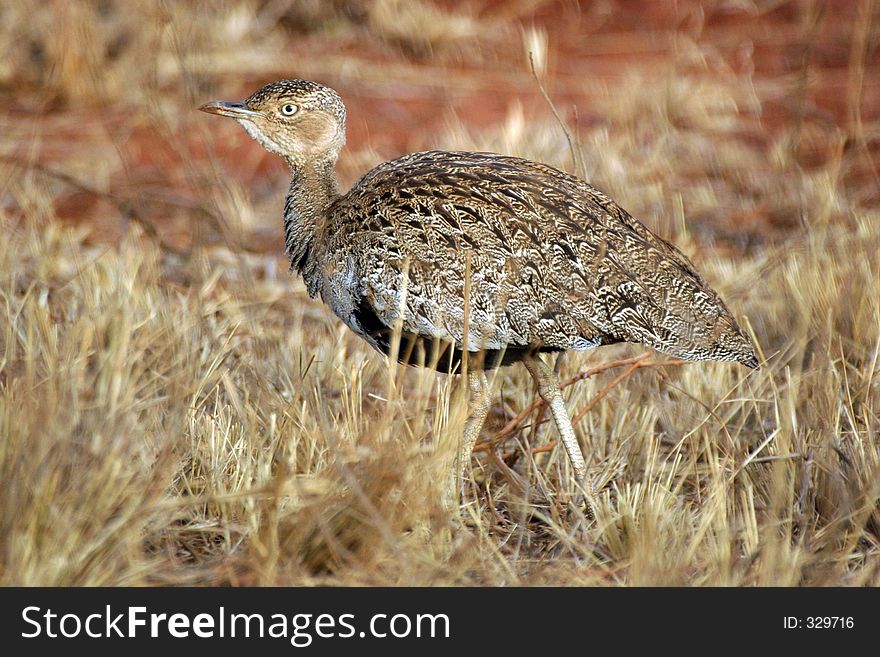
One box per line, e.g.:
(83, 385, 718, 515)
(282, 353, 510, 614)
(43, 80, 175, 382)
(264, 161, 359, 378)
(283, 157, 339, 274)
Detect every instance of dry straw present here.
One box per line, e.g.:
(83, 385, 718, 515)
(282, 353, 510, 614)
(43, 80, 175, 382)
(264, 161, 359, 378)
(1, 0, 877, 586)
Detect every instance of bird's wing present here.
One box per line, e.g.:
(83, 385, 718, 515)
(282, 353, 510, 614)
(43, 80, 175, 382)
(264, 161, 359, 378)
(324, 150, 748, 361)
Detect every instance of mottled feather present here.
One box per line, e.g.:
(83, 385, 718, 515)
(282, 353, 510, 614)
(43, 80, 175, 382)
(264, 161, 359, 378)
(308, 150, 756, 370)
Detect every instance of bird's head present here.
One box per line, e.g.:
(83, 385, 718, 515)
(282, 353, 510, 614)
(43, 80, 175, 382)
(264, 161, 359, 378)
(200, 79, 346, 167)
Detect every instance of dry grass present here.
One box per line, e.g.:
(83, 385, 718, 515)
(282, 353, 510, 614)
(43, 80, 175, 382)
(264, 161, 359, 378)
(1, 0, 878, 586)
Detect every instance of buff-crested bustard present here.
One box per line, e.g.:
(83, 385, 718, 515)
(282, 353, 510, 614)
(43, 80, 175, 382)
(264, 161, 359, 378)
(201, 79, 758, 507)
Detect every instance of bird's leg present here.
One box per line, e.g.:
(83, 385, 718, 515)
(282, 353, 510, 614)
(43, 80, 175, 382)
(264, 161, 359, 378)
(523, 355, 595, 518)
(447, 370, 491, 504)
(523, 355, 586, 478)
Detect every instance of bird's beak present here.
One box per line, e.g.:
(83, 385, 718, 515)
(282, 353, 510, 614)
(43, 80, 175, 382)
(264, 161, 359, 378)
(199, 100, 262, 120)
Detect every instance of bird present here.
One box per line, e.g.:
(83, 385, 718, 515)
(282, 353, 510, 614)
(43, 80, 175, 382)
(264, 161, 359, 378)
(200, 79, 758, 505)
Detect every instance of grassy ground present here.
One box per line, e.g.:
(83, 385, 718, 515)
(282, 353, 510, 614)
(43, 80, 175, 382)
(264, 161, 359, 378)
(1, 0, 878, 585)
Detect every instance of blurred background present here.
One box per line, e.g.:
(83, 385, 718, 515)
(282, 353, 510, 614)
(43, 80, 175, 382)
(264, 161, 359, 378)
(2, 1, 879, 586)
(3, 0, 876, 257)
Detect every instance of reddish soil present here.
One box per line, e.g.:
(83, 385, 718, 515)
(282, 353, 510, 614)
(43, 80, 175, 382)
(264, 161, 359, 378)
(7, 0, 878, 251)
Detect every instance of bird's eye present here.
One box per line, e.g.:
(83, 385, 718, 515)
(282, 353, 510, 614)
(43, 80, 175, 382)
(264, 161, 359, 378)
(280, 103, 298, 116)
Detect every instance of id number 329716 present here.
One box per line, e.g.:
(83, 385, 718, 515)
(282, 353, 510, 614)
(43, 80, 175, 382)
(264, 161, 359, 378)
(783, 617, 854, 629)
